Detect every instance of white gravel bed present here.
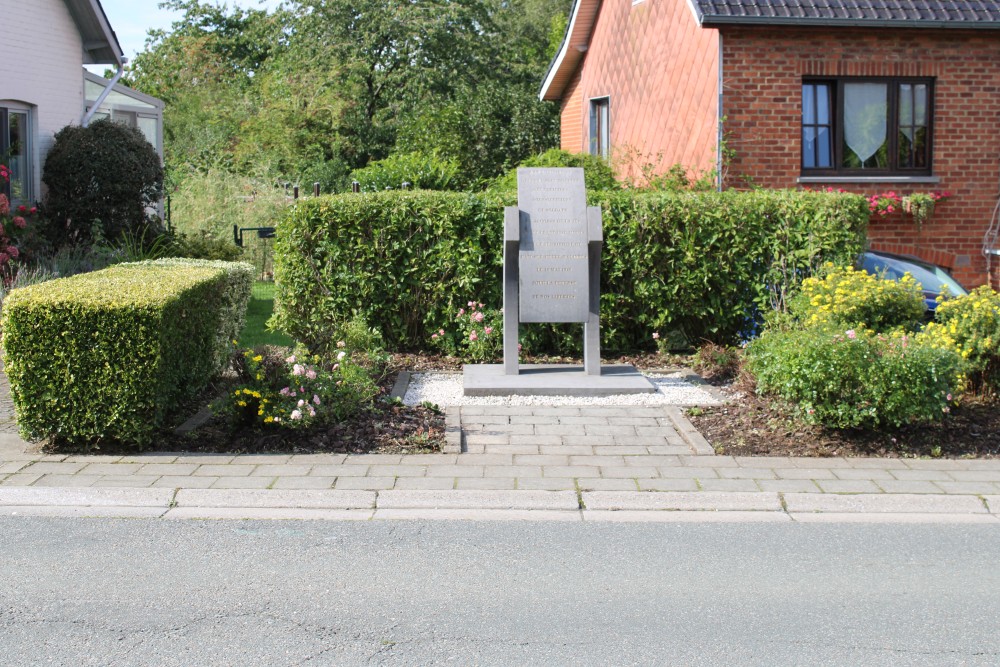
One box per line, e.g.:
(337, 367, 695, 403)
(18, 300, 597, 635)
(402, 372, 722, 407)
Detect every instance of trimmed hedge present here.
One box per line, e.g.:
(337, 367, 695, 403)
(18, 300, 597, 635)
(1, 260, 253, 448)
(272, 189, 869, 353)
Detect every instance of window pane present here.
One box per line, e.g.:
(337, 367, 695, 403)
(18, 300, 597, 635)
(817, 127, 832, 167)
(816, 84, 830, 125)
(899, 84, 913, 127)
(137, 116, 158, 151)
(914, 84, 927, 126)
(803, 126, 816, 167)
(802, 84, 815, 125)
(6, 111, 30, 203)
(842, 83, 888, 168)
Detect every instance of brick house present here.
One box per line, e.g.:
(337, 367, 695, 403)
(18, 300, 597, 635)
(540, 0, 1000, 289)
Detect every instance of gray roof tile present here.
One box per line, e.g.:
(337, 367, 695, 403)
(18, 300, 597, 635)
(694, 0, 1000, 25)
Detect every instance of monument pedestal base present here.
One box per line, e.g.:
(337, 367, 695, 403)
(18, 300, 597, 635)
(463, 364, 656, 397)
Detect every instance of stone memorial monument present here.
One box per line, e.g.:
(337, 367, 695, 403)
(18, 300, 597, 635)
(463, 167, 654, 396)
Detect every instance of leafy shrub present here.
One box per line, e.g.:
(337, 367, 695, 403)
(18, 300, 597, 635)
(922, 286, 1000, 393)
(216, 344, 378, 428)
(166, 230, 245, 261)
(787, 264, 926, 332)
(489, 149, 618, 192)
(1, 261, 250, 448)
(349, 152, 459, 192)
(41, 119, 164, 246)
(692, 342, 741, 382)
(430, 300, 503, 362)
(746, 326, 963, 429)
(167, 168, 290, 242)
(272, 189, 868, 353)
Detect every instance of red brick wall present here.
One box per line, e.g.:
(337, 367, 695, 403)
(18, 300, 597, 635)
(559, 0, 720, 181)
(721, 27, 1000, 288)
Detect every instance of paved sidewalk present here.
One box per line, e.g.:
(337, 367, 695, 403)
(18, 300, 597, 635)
(2, 402, 1000, 522)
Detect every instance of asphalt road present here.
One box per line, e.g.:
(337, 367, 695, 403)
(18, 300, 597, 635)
(1, 517, 999, 666)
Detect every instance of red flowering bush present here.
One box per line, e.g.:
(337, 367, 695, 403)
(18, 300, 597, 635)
(0, 164, 37, 272)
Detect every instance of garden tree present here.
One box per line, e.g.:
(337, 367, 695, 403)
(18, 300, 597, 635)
(42, 119, 164, 246)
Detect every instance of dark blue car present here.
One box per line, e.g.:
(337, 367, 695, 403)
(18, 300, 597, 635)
(860, 251, 968, 317)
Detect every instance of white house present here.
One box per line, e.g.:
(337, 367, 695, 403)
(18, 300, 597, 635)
(0, 0, 162, 208)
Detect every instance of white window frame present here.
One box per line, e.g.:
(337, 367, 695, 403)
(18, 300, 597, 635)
(0, 102, 36, 206)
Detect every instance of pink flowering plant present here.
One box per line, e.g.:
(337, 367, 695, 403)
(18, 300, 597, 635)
(867, 190, 950, 226)
(0, 162, 37, 277)
(215, 343, 378, 429)
(430, 300, 503, 363)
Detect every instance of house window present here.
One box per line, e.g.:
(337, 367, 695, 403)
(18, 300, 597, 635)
(590, 97, 610, 159)
(801, 79, 933, 175)
(0, 106, 32, 205)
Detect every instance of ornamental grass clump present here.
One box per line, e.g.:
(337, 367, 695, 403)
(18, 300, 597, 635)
(746, 326, 963, 430)
(787, 264, 926, 333)
(921, 286, 1000, 393)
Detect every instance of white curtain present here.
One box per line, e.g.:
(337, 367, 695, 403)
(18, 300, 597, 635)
(843, 83, 887, 165)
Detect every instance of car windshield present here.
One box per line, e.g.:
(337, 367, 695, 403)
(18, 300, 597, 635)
(862, 254, 967, 297)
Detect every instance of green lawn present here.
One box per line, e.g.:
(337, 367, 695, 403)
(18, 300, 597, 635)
(239, 281, 294, 349)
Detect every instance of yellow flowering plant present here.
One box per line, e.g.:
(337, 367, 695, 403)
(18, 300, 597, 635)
(921, 286, 1000, 393)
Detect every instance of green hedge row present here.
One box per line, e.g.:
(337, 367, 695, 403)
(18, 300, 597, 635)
(1, 260, 253, 448)
(272, 190, 869, 353)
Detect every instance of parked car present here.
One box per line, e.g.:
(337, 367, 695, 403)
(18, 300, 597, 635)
(860, 251, 968, 317)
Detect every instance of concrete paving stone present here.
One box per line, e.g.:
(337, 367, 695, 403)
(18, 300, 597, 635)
(177, 488, 376, 509)
(152, 475, 218, 489)
(486, 465, 542, 478)
(136, 463, 199, 476)
(21, 461, 87, 475)
(733, 456, 796, 468)
(33, 474, 102, 487)
(451, 454, 512, 466)
(890, 469, 956, 481)
(607, 417, 660, 427)
(423, 465, 485, 478)
(579, 408, 632, 417)
(515, 477, 577, 491)
(508, 435, 562, 446)
(372, 508, 579, 522)
(481, 407, 535, 416)
(399, 454, 460, 465)
(594, 446, 647, 455)
(346, 454, 403, 465)
(392, 477, 455, 490)
(558, 416, 614, 426)
(472, 415, 514, 425)
(536, 424, 586, 436)
(249, 464, 314, 477)
(543, 465, 600, 478)
(576, 478, 639, 491)
(309, 465, 369, 477)
(91, 476, 160, 488)
(270, 477, 336, 490)
(635, 427, 679, 437)
(831, 468, 896, 481)
(506, 416, 558, 425)
(172, 455, 236, 464)
(0, 461, 29, 474)
(368, 465, 428, 478)
(903, 458, 994, 470)
(0, 451, 42, 462)
(211, 476, 275, 489)
(464, 444, 486, 454)
(78, 463, 144, 476)
(644, 446, 694, 456)
(601, 466, 659, 479)
(514, 454, 569, 466)
(985, 496, 1000, 513)
(623, 455, 681, 467)
(0, 487, 174, 507)
(532, 407, 581, 416)
(455, 478, 517, 490)
(756, 479, 822, 493)
(230, 454, 292, 464)
(784, 493, 988, 514)
(698, 478, 761, 492)
(946, 470, 1000, 482)
(876, 480, 945, 494)
(539, 445, 596, 455)
(62, 455, 124, 463)
(39, 455, 69, 462)
(587, 425, 634, 436)
(684, 455, 739, 467)
(657, 466, 720, 479)
(934, 481, 1000, 494)
(477, 424, 536, 435)
(116, 455, 181, 464)
(464, 434, 511, 446)
(287, 453, 347, 464)
(164, 507, 374, 521)
(193, 464, 256, 477)
(569, 455, 625, 467)
(844, 457, 908, 469)
(377, 489, 579, 510)
(637, 478, 699, 492)
(1, 506, 168, 519)
(774, 468, 837, 480)
(792, 456, 851, 468)
(0, 473, 43, 486)
(561, 436, 614, 447)
(582, 491, 783, 512)
(458, 405, 490, 415)
(791, 512, 1000, 525)
(584, 510, 792, 523)
(719, 467, 779, 480)
(484, 444, 538, 455)
(615, 436, 669, 447)
(622, 407, 669, 417)
(816, 479, 884, 493)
